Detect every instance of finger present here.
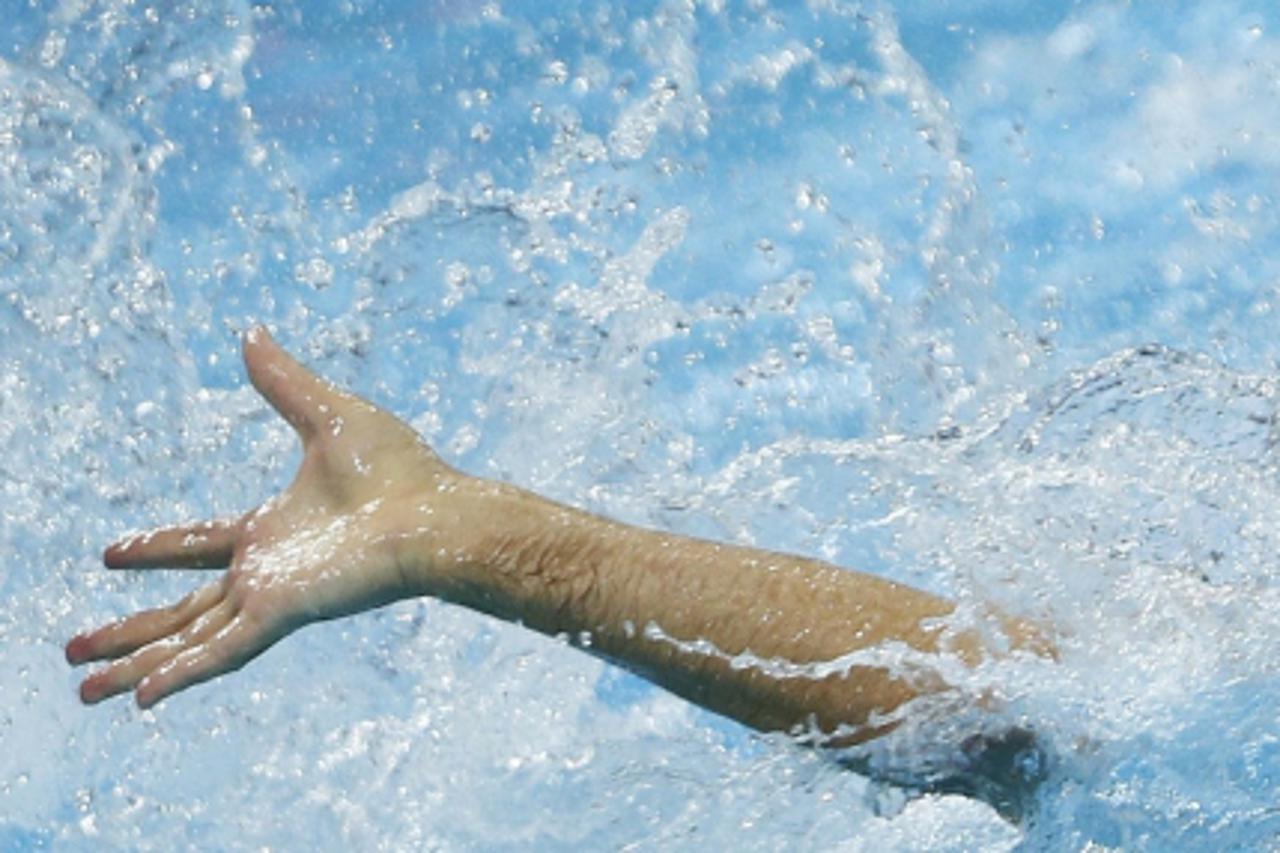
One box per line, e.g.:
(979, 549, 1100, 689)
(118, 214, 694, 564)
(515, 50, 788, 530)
(65, 578, 226, 665)
(242, 325, 347, 440)
(78, 598, 236, 704)
(103, 518, 240, 569)
(136, 613, 271, 709)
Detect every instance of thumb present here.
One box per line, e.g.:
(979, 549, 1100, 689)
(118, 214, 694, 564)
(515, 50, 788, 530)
(242, 326, 345, 440)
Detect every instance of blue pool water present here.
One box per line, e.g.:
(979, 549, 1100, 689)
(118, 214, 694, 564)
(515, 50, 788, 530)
(3, 0, 1280, 848)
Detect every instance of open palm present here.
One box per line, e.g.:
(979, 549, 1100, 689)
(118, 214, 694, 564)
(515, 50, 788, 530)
(67, 327, 453, 708)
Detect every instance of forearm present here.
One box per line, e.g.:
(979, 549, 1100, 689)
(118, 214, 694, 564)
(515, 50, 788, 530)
(400, 476, 1032, 743)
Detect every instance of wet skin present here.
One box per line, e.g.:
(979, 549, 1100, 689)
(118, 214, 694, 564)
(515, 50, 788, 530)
(67, 327, 1052, 749)
(67, 327, 456, 707)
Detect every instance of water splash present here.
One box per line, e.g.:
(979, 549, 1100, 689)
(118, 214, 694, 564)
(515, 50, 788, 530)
(4, 0, 1280, 849)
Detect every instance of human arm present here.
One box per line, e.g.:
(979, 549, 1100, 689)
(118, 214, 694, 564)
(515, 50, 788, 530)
(409, 484, 1031, 742)
(66, 327, 1048, 744)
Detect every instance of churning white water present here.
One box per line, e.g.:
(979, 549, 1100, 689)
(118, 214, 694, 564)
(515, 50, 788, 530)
(3, 1, 1280, 849)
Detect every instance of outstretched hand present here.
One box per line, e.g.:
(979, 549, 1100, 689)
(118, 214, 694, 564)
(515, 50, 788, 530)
(66, 327, 460, 708)
(67, 325, 1054, 815)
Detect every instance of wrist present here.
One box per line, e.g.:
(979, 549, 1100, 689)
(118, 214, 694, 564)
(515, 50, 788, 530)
(384, 471, 493, 598)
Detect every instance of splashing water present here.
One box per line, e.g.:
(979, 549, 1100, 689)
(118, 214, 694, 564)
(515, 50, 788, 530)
(3, 1, 1280, 849)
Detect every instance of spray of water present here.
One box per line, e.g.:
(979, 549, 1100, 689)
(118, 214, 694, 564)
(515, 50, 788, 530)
(4, 0, 1279, 848)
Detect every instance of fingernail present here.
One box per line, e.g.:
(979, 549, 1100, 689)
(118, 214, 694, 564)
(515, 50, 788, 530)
(65, 635, 91, 665)
(244, 324, 270, 347)
(79, 677, 102, 705)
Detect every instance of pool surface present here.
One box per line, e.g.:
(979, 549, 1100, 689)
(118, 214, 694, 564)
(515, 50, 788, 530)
(3, 1, 1280, 849)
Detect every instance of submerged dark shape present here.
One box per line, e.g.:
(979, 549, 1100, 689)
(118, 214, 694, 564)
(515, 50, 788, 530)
(843, 726, 1050, 825)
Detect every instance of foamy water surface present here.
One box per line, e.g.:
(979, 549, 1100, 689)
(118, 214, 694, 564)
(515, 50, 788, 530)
(3, 1, 1280, 849)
